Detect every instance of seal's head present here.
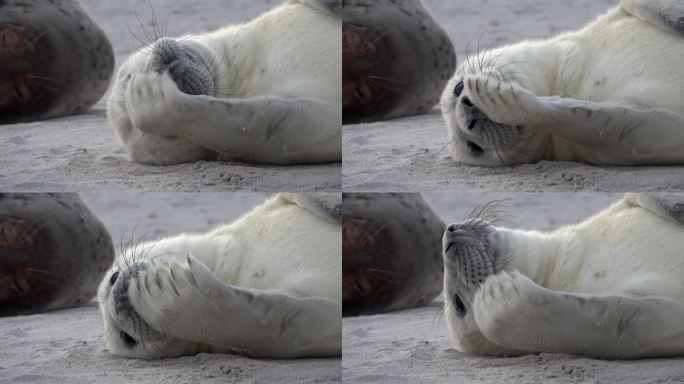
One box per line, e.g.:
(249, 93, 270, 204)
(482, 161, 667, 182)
(342, 214, 400, 316)
(97, 255, 198, 359)
(342, 0, 457, 124)
(342, 23, 405, 124)
(0, 23, 61, 123)
(108, 36, 216, 126)
(0, 216, 55, 316)
(441, 64, 548, 166)
(441, 218, 509, 352)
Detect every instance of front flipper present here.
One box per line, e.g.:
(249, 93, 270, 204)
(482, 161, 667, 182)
(625, 193, 684, 224)
(512, 95, 684, 164)
(464, 73, 684, 164)
(130, 255, 341, 358)
(474, 271, 684, 358)
(127, 72, 341, 164)
(462, 74, 549, 127)
(622, 0, 684, 36)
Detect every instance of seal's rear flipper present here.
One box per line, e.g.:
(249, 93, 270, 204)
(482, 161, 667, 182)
(622, 0, 684, 36)
(290, 0, 341, 18)
(281, 193, 341, 223)
(626, 193, 684, 224)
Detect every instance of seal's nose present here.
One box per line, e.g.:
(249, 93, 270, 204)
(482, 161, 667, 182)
(152, 37, 182, 68)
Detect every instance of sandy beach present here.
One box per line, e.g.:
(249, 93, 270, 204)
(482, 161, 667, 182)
(0, 193, 341, 384)
(342, 192, 684, 384)
(342, 0, 684, 192)
(0, 0, 341, 192)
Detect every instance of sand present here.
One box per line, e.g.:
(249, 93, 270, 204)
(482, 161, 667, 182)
(0, 0, 340, 192)
(0, 193, 341, 383)
(342, 192, 684, 384)
(342, 0, 684, 192)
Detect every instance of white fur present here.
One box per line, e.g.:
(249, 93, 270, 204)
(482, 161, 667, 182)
(442, 0, 684, 166)
(444, 195, 684, 358)
(97, 194, 341, 359)
(108, 1, 341, 165)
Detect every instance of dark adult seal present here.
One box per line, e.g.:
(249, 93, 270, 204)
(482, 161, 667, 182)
(0, 193, 114, 316)
(343, 193, 445, 316)
(0, 0, 114, 123)
(343, 0, 456, 124)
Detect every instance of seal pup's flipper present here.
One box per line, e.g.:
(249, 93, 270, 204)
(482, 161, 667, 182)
(125, 72, 341, 164)
(626, 193, 684, 224)
(622, 0, 684, 36)
(472, 270, 684, 359)
(463, 73, 684, 163)
(290, 0, 341, 18)
(130, 254, 341, 358)
(281, 193, 341, 223)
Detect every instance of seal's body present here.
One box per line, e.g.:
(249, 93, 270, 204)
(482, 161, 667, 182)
(443, 193, 684, 358)
(343, 0, 456, 124)
(98, 193, 341, 359)
(0, 194, 114, 316)
(442, 0, 684, 166)
(343, 193, 444, 316)
(108, 1, 341, 165)
(0, 0, 113, 123)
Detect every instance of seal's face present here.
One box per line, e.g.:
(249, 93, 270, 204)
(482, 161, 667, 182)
(108, 37, 215, 127)
(441, 219, 508, 352)
(0, 23, 60, 123)
(441, 66, 547, 166)
(97, 259, 193, 359)
(342, 23, 405, 124)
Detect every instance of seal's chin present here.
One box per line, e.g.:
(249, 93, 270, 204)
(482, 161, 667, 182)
(449, 117, 543, 166)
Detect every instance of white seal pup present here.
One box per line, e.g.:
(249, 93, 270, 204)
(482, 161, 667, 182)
(441, 0, 684, 166)
(97, 193, 341, 359)
(107, 0, 341, 165)
(442, 193, 684, 359)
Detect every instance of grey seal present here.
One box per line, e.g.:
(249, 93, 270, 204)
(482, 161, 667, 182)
(343, 0, 456, 124)
(343, 193, 445, 316)
(0, 0, 114, 123)
(0, 193, 114, 316)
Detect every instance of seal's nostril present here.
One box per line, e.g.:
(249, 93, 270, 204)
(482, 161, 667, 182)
(447, 225, 456, 232)
(462, 97, 473, 107)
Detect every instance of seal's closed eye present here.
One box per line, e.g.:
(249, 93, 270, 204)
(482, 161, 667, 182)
(110, 271, 119, 286)
(454, 81, 464, 97)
